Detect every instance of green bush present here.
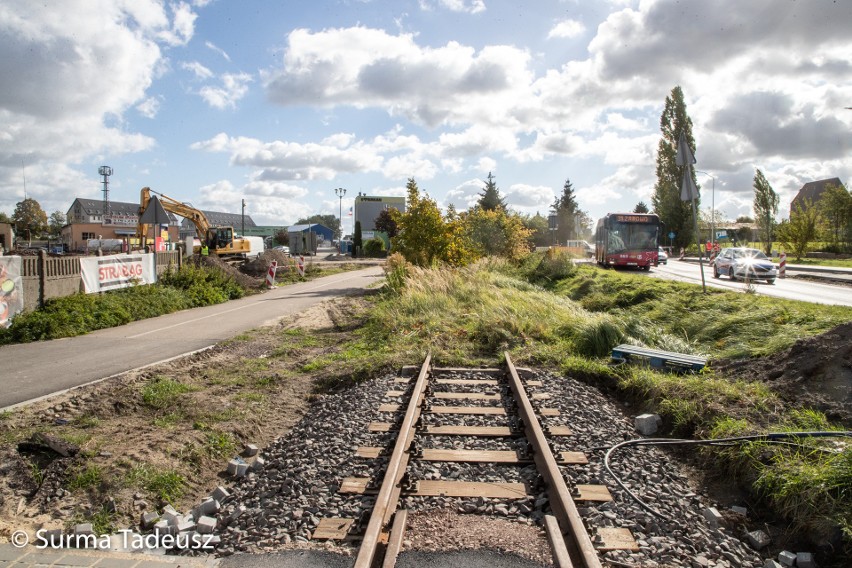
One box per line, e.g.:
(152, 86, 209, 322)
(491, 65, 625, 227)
(363, 238, 386, 257)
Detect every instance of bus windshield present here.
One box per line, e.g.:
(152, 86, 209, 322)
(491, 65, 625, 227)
(607, 221, 658, 253)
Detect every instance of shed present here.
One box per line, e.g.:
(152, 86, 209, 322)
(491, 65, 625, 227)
(288, 224, 333, 242)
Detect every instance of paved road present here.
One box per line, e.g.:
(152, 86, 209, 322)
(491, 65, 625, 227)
(0, 266, 384, 410)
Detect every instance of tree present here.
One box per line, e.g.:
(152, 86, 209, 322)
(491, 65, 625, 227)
(274, 229, 289, 246)
(392, 178, 471, 266)
(296, 214, 340, 240)
(12, 198, 48, 242)
(633, 201, 649, 214)
(553, 178, 579, 243)
(522, 213, 550, 248)
(0, 212, 11, 223)
(374, 208, 399, 239)
(752, 169, 779, 254)
(817, 182, 852, 252)
(776, 199, 820, 260)
(462, 208, 532, 262)
(652, 86, 699, 250)
(353, 221, 363, 257)
(48, 210, 66, 237)
(477, 172, 507, 212)
(736, 215, 754, 223)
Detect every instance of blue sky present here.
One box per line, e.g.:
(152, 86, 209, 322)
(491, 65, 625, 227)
(2, 0, 850, 234)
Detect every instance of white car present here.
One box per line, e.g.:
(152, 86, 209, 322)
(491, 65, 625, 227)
(657, 247, 668, 264)
(712, 247, 777, 284)
(272, 245, 290, 256)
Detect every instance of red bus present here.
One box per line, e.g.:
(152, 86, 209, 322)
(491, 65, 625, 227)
(595, 213, 661, 270)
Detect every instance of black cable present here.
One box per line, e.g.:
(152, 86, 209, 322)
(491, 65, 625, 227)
(602, 431, 852, 521)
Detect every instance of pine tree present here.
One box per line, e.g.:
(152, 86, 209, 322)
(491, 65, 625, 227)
(752, 169, 779, 254)
(553, 178, 579, 243)
(652, 86, 699, 250)
(477, 172, 507, 212)
(633, 201, 649, 214)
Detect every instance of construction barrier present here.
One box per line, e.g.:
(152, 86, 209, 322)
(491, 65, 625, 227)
(266, 261, 277, 288)
(297, 255, 305, 277)
(779, 251, 786, 279)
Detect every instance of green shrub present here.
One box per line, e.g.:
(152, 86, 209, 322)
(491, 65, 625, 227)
(363, 238, 386, 257)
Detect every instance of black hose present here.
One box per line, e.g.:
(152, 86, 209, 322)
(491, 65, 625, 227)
(602, 431, 852, 521)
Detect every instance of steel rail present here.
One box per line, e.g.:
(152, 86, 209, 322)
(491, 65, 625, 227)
(504, 352, 602, 568)
(353, 352, 432, 568)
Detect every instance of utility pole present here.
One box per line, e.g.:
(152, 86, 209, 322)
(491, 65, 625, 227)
(241, 199, 246, 235)
(335, 187, 347, 241)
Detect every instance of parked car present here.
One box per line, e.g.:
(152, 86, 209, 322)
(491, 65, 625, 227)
(272, 245, 290, 256)
(712, 247, 777, 284)
(657, 246, 668, 264)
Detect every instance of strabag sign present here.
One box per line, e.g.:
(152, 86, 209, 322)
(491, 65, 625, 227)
(80, 254, 156, 293)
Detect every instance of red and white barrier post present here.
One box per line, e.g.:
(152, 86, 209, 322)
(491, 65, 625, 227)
(297, 255, 305, 277)
(779, 251, 786, 279)
(266, 261, 278, 288)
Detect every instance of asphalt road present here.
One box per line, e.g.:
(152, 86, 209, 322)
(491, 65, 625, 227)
(0, 265, 384, 410)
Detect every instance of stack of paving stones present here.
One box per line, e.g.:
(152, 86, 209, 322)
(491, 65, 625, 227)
(203, 368, 807, 566)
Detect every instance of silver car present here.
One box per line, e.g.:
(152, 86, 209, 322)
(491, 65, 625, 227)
(712, 247, 777, 284)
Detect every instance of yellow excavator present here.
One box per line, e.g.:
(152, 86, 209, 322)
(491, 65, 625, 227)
(138, 187, 251, 258)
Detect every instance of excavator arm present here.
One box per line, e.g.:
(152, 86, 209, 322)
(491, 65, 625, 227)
(139, 187, 210, 238)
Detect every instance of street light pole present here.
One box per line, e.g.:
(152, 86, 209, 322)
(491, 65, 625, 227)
(334, 187, 346, 243)
(696, 171, 715, 247)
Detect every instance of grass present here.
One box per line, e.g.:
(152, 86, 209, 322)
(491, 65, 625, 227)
(141, 377, 196, 410)
(66, 464, 104, 491)
(126, 464, 186, 504)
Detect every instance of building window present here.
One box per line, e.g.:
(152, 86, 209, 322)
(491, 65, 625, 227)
(82, 232, 96, 240)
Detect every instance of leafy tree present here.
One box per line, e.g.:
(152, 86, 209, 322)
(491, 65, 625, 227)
(12, 198, 48, 242)
(392, 178, 471, 266)
(0, 212, 11, 223)
(752, 169, 779, 254)
(374, 208, 399, 239)
(553, 178, 579, 243)
(652, 86, 699, 250)
(575, 211, 594, 240)
(353, 221, 363, 257)
(48, 210, 66, 236)
(522, 213, 550, 248)
(274, 229, 289, 246)
(477, 172, 507, 212)
(776, 199, 820, 260)
(462, 208, 532, 261)
(817, 182, 851, 252)
(736, 215, 754, 223)
(296, 214, 340, 240)
(633, 201, 649, 214)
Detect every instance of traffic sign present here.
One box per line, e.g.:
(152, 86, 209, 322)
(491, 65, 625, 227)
(668, 232, 675, 239)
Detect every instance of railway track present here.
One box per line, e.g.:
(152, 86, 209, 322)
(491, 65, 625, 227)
(312, 352, 639, 567)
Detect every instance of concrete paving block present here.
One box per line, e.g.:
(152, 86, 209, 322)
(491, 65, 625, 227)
(241, 444, 259, 457)
(251, 456, 265, 471)
(74, 523, 94, 536)
(198, 498, 220, 516)
(196, 515, 216, 534)
(747, 529, 771, 550)
(778, 550, 796, 566)
(763, 561, 783, 568)
(226, 458, 245, 476)
(176, 520, 196, 533)
(796, 552, 814, 568)
(212, 486, 230, 502)
(141, 511, 159, 530)
(731, 505, 748, 516)
(635, 413, 660, 435)
(235, 462, 249, 477)
(43, 528, 64, 546)
(702, 507, 723, 528)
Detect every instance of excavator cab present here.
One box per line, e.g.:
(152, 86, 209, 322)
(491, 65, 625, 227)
(207, 227, 233, 251)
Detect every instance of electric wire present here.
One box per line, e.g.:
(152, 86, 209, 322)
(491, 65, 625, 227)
(602, 431, 852, 521)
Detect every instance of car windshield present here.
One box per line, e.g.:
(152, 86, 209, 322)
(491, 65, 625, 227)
(733, 249, 768, 260)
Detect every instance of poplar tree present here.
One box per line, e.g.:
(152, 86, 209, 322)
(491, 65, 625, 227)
(652, 86, 698, 250)
(752, 169, 779, 254)
(553, 178, 579, 243)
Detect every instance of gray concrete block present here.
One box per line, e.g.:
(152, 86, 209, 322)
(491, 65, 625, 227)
(778, 550, 796, 566)
(635, 413, 660, 435)
(196, 515, 216, 534)
(731, 505, 748, 516)
(197, 498, 220, 516)
(763, 561, 783, 568)
(702, 507, 723, 528)
(140, 511, 159, 530)
(226, 458, 244, 476)
(176, 520, 196, 533)
(796, 552, 815, 568)
(235, 462, 249, 477)
(74, 523, 94, 536)
(747, 529, 771, 550)
(251, 456, 265, 471)
(212, 486, 230, 502)
(241, 444, 259, 457)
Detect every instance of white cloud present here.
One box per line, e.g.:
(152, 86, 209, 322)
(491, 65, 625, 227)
(419, 0, 486, 15)
(547, 19, 585, 40)
(182, 61, 214, 80)
(157, 2, 197, 46)
(136, 96, 162, 118)
(205, 41, 231, 62)
(504, 184, 555, 215)
(199, 72, 253, 109)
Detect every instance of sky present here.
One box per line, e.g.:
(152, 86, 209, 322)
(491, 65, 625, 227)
(1, 0, 851, 235)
